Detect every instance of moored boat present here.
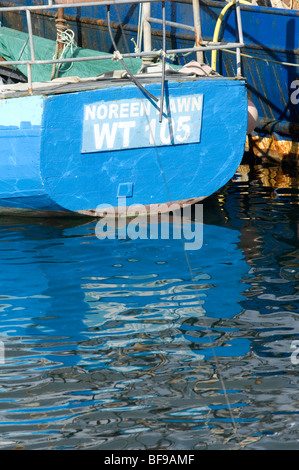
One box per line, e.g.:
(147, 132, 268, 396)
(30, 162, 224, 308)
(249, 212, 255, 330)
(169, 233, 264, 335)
(0, 0, 248, 217)
(2, 0, 297, 164)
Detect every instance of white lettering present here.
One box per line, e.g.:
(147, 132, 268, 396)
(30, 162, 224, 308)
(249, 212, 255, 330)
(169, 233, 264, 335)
(85, 105, 96, 121)
(120, 102, 129, 118)
(130, 101, 139, 117)
(147, 454, 195, 465)
(176, 115, 191, 142)
(94, 122, 118, 149)
(183, 204, 203, 250)
(82, 95, 203, 153)
(160, 118, 174, 144)
(149, 203, 181, 240)
(177, 97, 191, 112)
(108, 103, 119, 119)
(140, 100, 151, 117)
(103, 455, 139, 467)
(290, 80, 299, 105)
(191, 96, 202, 111)
(118, 121, 136, 147)
(169, 98, 177, 114)
(96, 104, 108, 120)
(145, 118, 156, 145)
(127, 205, 148, 240)
(95, 202, 204, 250)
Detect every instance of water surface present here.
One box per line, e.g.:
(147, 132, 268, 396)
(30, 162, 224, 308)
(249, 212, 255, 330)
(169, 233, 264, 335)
(0, 158, 298, 450)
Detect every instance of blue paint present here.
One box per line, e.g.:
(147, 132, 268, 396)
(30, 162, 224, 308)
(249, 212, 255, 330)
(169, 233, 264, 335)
(0, 95, 42, 194)
(149, 0, 299, 144)
(0, 76, 247, 215)
(117, 182, 134, 198)
(199, 1, 299, 140)
(0, 219, 250, 361)
(1, 0, 298, 137)
(0, 94, 68, 212)
(1, 0, 294, 146)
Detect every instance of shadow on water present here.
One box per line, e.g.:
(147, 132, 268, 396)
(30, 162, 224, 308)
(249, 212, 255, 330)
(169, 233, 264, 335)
(0, 158, 298, 450)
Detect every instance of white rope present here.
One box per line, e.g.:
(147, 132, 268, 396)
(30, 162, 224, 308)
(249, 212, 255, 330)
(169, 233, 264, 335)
(223, 47, 299, 68)
(54, 27, 76, 66)
(112, 50, 123, 61)
(158, 48, 167, 58)
(57, 27, 76, 50)
(51, 26, 76, 79)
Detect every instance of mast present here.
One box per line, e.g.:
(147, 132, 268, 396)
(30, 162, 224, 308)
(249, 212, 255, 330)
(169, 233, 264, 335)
(143, 2, 152, 53)
(142, 2, 155, 66)
(192, 0, 204, 63)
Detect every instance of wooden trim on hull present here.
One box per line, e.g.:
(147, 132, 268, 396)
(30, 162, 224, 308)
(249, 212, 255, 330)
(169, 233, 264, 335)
(77, 197, 207, 217)
(0, 207, 78, 218)
(0, 197, 207, 218)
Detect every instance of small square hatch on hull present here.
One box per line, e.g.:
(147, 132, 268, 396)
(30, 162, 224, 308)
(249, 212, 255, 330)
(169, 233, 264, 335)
(117, 182, 134, 198)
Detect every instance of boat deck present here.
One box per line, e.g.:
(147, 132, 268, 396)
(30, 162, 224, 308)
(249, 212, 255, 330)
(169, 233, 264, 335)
(0, 68, 241, 99)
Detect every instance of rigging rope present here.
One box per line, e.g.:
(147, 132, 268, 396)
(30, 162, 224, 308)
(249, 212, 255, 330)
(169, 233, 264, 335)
(110, 1, 239, 438)
(222, 47, 299, 68)
(211, 0, 251, 71)
(51, 23, 76, 80)
(107, 5, 158, 103)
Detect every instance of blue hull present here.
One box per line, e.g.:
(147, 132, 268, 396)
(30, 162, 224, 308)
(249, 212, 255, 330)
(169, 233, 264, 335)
(0, 76, 247, 216)
(1, 0, 296, 162)
(199, 1, 299, 162)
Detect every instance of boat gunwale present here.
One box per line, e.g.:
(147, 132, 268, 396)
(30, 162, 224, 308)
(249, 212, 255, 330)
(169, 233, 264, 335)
(0, 72, 244, 99)
(0, 0, 246, 95)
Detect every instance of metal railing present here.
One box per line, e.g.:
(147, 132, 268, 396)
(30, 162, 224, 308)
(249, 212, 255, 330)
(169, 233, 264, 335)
(0, 0, 245, 94)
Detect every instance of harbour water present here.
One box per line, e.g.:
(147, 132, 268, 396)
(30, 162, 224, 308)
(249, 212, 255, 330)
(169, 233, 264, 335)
(0, 156, 298, 450)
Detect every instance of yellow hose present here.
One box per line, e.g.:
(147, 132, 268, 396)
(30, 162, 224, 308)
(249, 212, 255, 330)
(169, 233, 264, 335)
(211, 0, 251, 71)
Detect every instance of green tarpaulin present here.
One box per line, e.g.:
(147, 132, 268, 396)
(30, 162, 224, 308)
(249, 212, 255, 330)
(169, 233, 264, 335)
(0, 26, 143, 82)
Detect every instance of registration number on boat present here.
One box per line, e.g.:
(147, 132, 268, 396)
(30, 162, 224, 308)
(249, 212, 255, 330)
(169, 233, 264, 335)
(81, 94, 203, 153)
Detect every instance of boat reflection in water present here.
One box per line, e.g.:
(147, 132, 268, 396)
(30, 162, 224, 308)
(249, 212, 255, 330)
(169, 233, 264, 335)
(0, 206, 250, 369)
(0, 159, 297, 449)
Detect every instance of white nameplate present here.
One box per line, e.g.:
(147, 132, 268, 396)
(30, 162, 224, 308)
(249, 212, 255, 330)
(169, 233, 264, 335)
(81, 94, 203, 153)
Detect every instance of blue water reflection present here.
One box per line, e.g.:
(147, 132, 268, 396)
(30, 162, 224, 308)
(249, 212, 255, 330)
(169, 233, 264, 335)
(0, 160, 298, 449)
(0, 214, 250, 369)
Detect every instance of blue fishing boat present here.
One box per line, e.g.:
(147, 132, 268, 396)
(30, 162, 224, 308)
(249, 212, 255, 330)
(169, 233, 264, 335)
(0, 0, 248, 217)
(199, 0, 299, 165)
(2, 0, 297, 164)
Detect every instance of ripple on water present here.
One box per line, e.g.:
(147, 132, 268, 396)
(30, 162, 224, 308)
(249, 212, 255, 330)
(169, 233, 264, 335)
(0, 161, 298, 449)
